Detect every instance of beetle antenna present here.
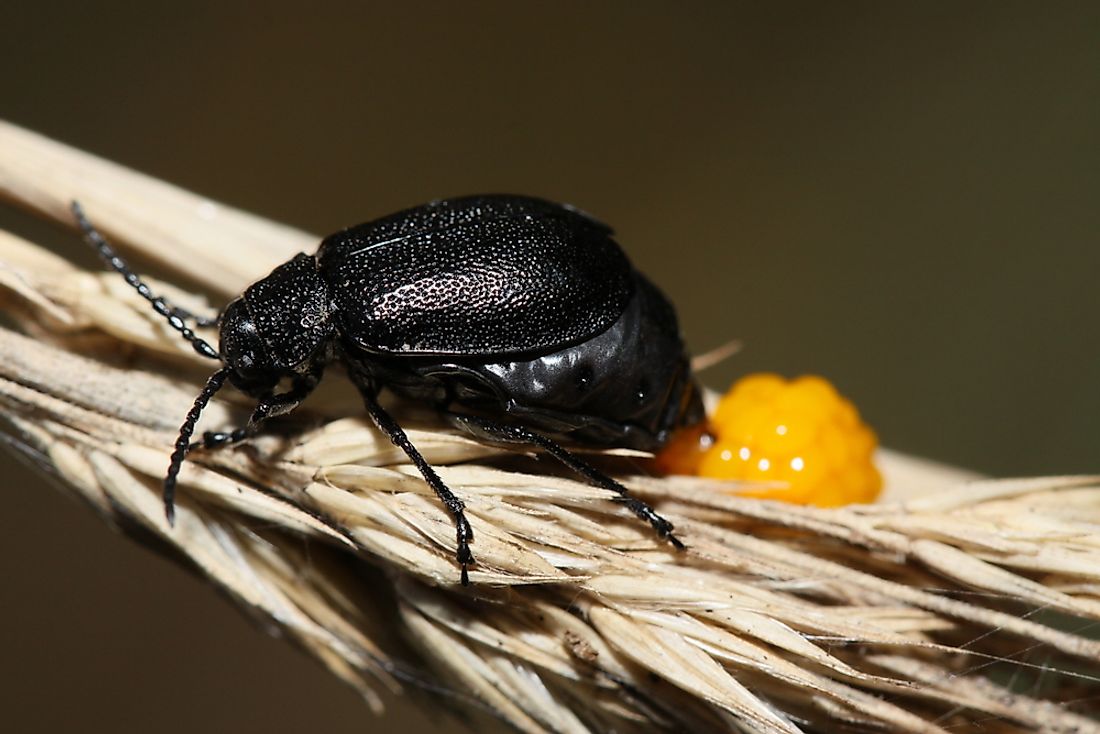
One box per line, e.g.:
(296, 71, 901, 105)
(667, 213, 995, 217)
(164, 368, 230, 525)
(71, 201, 221, 361)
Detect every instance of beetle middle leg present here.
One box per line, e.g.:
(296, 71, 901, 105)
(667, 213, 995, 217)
(449, 413, 684, 549)
(359, 391, 475, 586)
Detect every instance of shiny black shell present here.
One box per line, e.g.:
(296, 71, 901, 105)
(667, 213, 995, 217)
(357, 273, 702, 451)
(218, 193, 703, 451)
(317, 195, 634, 356)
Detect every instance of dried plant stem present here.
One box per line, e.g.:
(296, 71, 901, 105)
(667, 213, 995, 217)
(0, 120, 311, 294)
(1, 120, 1097, 733)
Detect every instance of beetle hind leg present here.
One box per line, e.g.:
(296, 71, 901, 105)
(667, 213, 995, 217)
(449, 413, 684, 550)
(360, 392, 475, 585)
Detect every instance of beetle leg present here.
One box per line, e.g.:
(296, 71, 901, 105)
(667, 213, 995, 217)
(72, 201, 221, 360)
(165, 369, 321, 524)
(191, 393, 296, 450)
(360, 392, 475, 586)
(191, 370, 322, 451)
(449, 413, 684, 550)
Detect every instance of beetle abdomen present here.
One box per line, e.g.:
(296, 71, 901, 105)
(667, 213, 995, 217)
(317, 195, 633, 356)
(463, 274, 703, 450)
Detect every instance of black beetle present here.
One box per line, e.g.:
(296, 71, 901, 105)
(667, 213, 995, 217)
(73, 195, 704, 584)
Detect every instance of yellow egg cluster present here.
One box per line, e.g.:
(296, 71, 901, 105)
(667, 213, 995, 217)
(656, 373, 882, 506)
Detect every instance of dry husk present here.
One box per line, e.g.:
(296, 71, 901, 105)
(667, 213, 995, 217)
(1, 121, 1097, 733)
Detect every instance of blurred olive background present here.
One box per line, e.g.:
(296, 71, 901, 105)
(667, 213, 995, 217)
(2, 3, 1098, 732)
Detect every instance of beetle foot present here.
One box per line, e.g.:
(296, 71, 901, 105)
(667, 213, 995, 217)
(455, 513, 475, 586)
(457, 545, 474, 586)
(620, 497, 685, 550)
(459, 558, 471, 587)
(653, 519, 686, 550)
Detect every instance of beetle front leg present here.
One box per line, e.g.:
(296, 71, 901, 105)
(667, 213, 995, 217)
(192, 397, 292, 450)
(191, 370, 323, 451)
(360, 391, 475, 585)
(449, 413, 684, 550)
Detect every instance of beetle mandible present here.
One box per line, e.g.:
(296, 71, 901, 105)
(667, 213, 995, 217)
(73, 195, 704, 584)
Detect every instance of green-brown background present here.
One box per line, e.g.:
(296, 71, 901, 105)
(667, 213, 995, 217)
(2, 3, 1097, 732)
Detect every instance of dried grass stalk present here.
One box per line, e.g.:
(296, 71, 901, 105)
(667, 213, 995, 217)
(1, 120, 1097, 733)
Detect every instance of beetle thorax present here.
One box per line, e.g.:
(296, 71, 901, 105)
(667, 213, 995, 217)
(219, 254, 335, 395)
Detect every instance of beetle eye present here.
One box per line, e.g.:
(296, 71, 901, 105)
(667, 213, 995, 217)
(635, 382, 649, 403)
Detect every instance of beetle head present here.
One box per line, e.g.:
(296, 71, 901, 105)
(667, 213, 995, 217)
(218, 297, 280, 395)
(218, 254, 334, 396)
